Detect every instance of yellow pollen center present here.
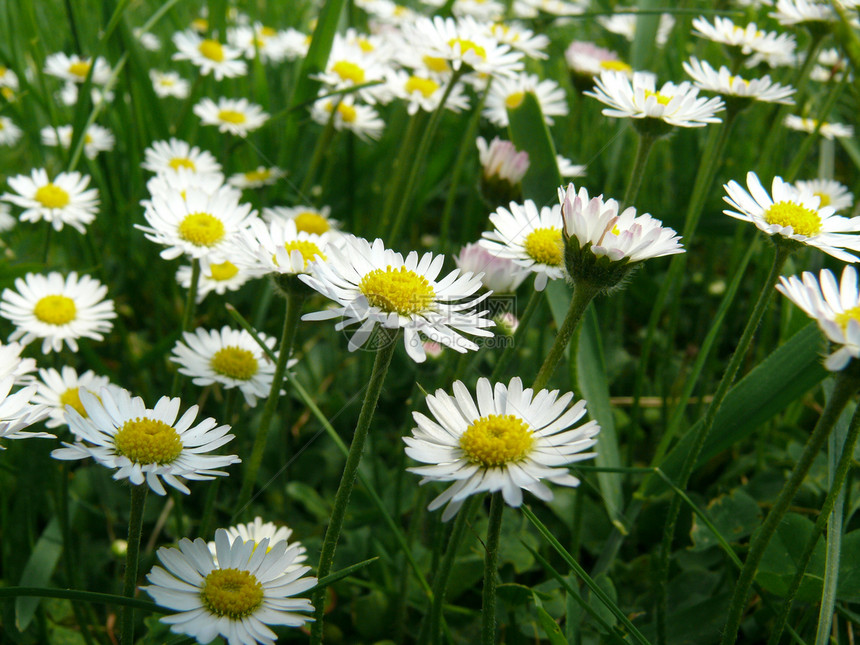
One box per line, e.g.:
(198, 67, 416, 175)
(293, 212, 330, 235)
(505, 91, 525, 109)
(243, 169, 271, 183)
(405, 76, 440, 98)
(814, 191, 831, 207)
(282, 240, 325, 268)
(459, 414, 534, 467)
(113, 417, 182, 465)
(34, 183, 71, 209)
(34, 295, 77, 325)
(208, 261, 239, 281)
(192, 18, 209, 32)
(199, 39, 225, 62)
(84, 133, 93, 144)
(178, 212, 226, 246)
(218, 109, 247, 124)
(2, 87, 14, 100)
(644, 90, 672, 106)
(836, 306, 860, 330)
(600, 60, 632, 72)
(763, 201, 822, 237)
(169, 157, 196, 171)
(359, 266, 435, 315)
(358, 38, 374, 52)
(611, 225, 621, 236)
(423, 55, 450, 73)
(331, 60, 365, 84)
(60, 387, 87, 417)
(68, 61, 91, 78)
(448, 38, 486, 60)
(211, 346, 258, 380)
(260, 26, 276, 37)
(201, 568, 263, 618)
(337, 103, 357, 123)
(523, 227, 563, 266)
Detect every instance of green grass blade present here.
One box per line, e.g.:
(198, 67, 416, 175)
(506, 91, 561, 206)
(15, 519, 64, 630)
(288, 0, 345, 110)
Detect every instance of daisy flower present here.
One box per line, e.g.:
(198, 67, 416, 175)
(52, 386, 240, 495)
(144, 529, 316, 644)
(0, 203, 15, 233)
(57, 81, 114, 107)
(3, 168, 99, 233)
(0, 272, 116, 354)
(557, 155, 586, 178)
(0, 377, 52, 448)
(41, 124, 116, 159)
(0, 340, 37, 384)
(455, 242, 528, 293)
(194, 97, 268, 137)
(136, 30, 162, 51)
(598, 12, 675, 46)
(513, 0, 587, 18)
(811, 48, 851, 83)
(723, 171, 860, 262)
(486, 22, 549, 60)
(404, 377, 600, 520)
(564, 41, 632, 82)
(171, 326, 284, 407)
(682, 58, 795, 105)
(228, 166, 286, 190)
(262, 205, 340, 236)
(150, 70, 190, 99)
(794, 179, 854, 213)
(33, 366, 111, 428)
(177, 260, 252, 303)
(309, 96, 385, 141)
(483, 72, 568, 128)
(424, 0, 505, 21)
(208, 518, 308, 572)
(480, 200, 565, 291)
(771, 0, 838, 25)
(142, 138, 223, 178)
(777, 266, 860, 370)
(281, 28, 311, 61)
(232, 218, 330, 278)
(691, 16, 797, 60)
(144, 169, 227, 200)
(227, 23, 291, 63)
(0, 116, 22, 146)
(172, 31, 247, 80)
(299, 235, 494, 362)
(784, 115, 854, 140)
(586, 71, 724, 130)
(386, 69, 471, 115)
(315, 40, 392, 105)
(43, 53, 111, 84)
(0, 64, 19, 93)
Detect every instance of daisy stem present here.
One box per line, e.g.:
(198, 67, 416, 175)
(621, 131, 657, 209)
(299, 103, 338, 199)
(389, 68, 466, 244)
(481, 492, 504, 645)
(656, 242, 791, 645)
(378, 113, 422, 236)
(490, 286, 543, 381)
(532, 282, 600, 392)
(120, 483, 147, 645)
(720, 369, 860, 645)
(42, 223, 52, 264)
(784, 76, 847, 183)
(310, 329, 398, 645)
(236, 289, 305, 511)
(171, 259, 201, 397)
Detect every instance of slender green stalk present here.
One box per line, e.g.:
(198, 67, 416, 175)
(309, 330, 399, 645)
(656, 242, 792, 645)
(299, 105, 338, 198)
(57, 466, 95, 645)
(378, 113, 422, 236)
(490, 287, 543, 381)
(481, 492, 504, 645)
(120, 484, 147, 645)
(236, 290, 305, 510)
(720, 370, 860, 645)
(621, 131, 657, 208)
(179, 259, 201, 333)
(532, 282, 600, 391)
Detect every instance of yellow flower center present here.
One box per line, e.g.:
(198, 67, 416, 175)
(113, 417, 183, 465)
(60, 388, 87, 417)
(1, 87, 14, 100)
(423, 55, 450, 73)
(644, 90, 672, 106)
(600, 60, 632, 72)
(159, 77, 176, 87)
(208, 261, 239, 281)
(281, 240, 325, 269)
(835, 306, 860, 330)
(405, 76, 440, 98)
(293, 212, 330, 235)
(178, 212, 226, 247)
(243, 169, 271, 183)
(211, 346, 258, 380)
(260, 26, 277, 37)
(331, 60, 365, 84)
(448, 38, 486, 60)
(201, 568, 264, 619)
(523, 227, 563, 266)
(459, 414, 534, 467)
(357, 37, 374, 53)
(218, 109, 247, 124)
(169, 157, 196, 171)
(34, 295, 77, 325)
(359, 266, 435, 315)
(337, 103, 357, 123)
(814, 191, 831, 208)
(505, 91, 525, 109)
(68, 61, 91, 78)
(199, 39, 225, 62)
(763, 201, 821, 236)
(192, 18, 209, 32)
(34, 183, 71, 209)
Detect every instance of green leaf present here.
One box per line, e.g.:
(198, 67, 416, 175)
(689, 489, 761, 552)
(631, 0, 662, 70)
(16, 519, 63, 631)
(506, 91, 561, 206)
(534, 593, 569, 645)
(288, 0, 345, 110)
(837, 530, 860, 601)
(756, 513, 826, 602)
(497, 583, 551, 606)
(586, 574, 618, 631)
(285, 481, 332, 521)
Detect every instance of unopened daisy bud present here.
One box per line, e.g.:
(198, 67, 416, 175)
(111, 539, 128, 558)
(558, 183, 684, 290)
(494, 311, 519, 335)
(455, 242, 528, 293)
(476, 136, 529, 208)
(423, 340, 445, 359)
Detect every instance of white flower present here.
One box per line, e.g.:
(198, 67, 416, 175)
(144, 529, 315, 644)
(598, 12, 675, 46)
(52, 386, 240, 495)
(262, 205, 340, 236)
(309, 95, 385, 141)
(723, 171, 860, 262)
(424, 0, 506, 21)
(691, 15, 796, 59)
(486, 22, 549, 59)
(232, 218, 330, 277)
(0, 340, 37, 384)
(314, 40, 393, 105)
(41, 124, 115, 159)
(228, 166, 285, 189)
(0, 65, 19, 91)
(281, 28, 311, 61)
(794, 179, 854, 214)
(557, 155, 586, 178)
(57, 81, 114, 107)
(480, 200, 565, 291)
(144, 169, 227, 199)
(208, 517, 308, 572)
(386, 69, 471, 115)
(476, 136, 529, 185)
(150, 70, 190, 98)
(682, 58, 795, 104)
(171, 326, 286, 407)
(176, 260, 252, 303)
(784, 115, 854, 140)
(404, 377, 600, 520)
(0, 202, 14, 232)
(0, 116, 22, 146)
(777, 266, 860, 370)
(3, 168, 99, 233)
(455, 242, 529, 293)
(564, 41, 631, 79)
(172, 30, 247, 80)
(33, 366, 111, 428)
(227, 23, 292, 63)
(483, 73, 568, 127)
(43, 53, 111, 84)
(771, 0, 838, 25)
(512, 0, 588, 18)
(0, 377, 52, 448)
(811, 48, 851, 83)
(142, 138, 223, 178)
(194, 97, 268, 137)
(586, 71, 724, 128)
(136, 30, 162, 51)
(0, 272, 116, 354)
(299, 235, 494, 362)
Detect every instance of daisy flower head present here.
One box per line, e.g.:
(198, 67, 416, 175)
(172, 30, 247, 80)
(149, 70, 191, 99)
(682, 58, 795, 106)
(228, 166, 286, 190)
(455, 242, 529, 293)
(0, 116, 22, 146)
(171, 326, 287, 407)
(33, 366, 110, 428)
(0, 65, 19, 93)
(43, 53, 111, 84)
(723, 171, 860, 262)
(0, 271, 116, 354)
(144, 169, 227, 201)
(771, 0, 839, 25)
(41, 124, 115, 159)
(314, 39, 393, 105)
(424, 0, 505, 21)
(0, 377, 52, 448)
(144, 529, 316, 644)
(794, 179, 854, 213)
(598, 11, 675, 46)
(483, 72, 568, 128)
(480, 200, 565, 291)
(811, 48, 851, 83)
(177, 260, 252, 303)
(3, 168, 99, 233)
(777, 266, 860, 370)
(299, 235, 494, 362)
(0, 340, 37, 384)
(405, 377, 600, 520)
(476, 136, 529, 207)
(512, 0, 588, 18)
(136, 30, 162, 51)
(52, 386, 240, 495)
(281, 28, 311, 61)
(587, 71, 724, 133)
(227, 23, 291, 63)
(209, 518, 308, 572)
(0, 202, 14, 233)
(486, 22, 549, 60)
(232, 217, 330, 285)
(142, 138, 223, 178)
(194, 97, 268, 137)
(564, 41, 632, 89)
(386, 69, 471, 116)
(309, 95, 385, 141)
(691, 16, 797, 60)
(262, 205, 340, 236)
(784, 115, 854, 140)
(558, 182, 684, 289)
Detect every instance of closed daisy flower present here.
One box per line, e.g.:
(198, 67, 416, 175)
(794, 179, 854, 213)
(0, 376, 53, 448)
(41, 124, 116, 159)
(1, 272, 116, 354)
(51, 386, 240, 495)
(176, 260, 252, 303)
(170, 326, 287, 407)
(483, 72, 568, 128)
(404, 377, 600, 520)
(299, 235, 494, 362)
(144, 529, 316, 644)
(723, 171, 860, 262)
(262, 205, 340, 236)
(194, 97, 269, 137)
(682, 58, 795, 105)
(33, 366, 111, 428)
(142, 138, 223, 178)
(3, 168, 99, 233)
(480, 200, 565, 291)
(43, 52, 111, 84)
(172, 30, 247, 80)
(455, 242, 528, 293)
(208, 517, 308, 572)
(0, 116, 22, 146)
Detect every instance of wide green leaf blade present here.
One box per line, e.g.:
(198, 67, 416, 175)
(506, 91, 561, 206)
